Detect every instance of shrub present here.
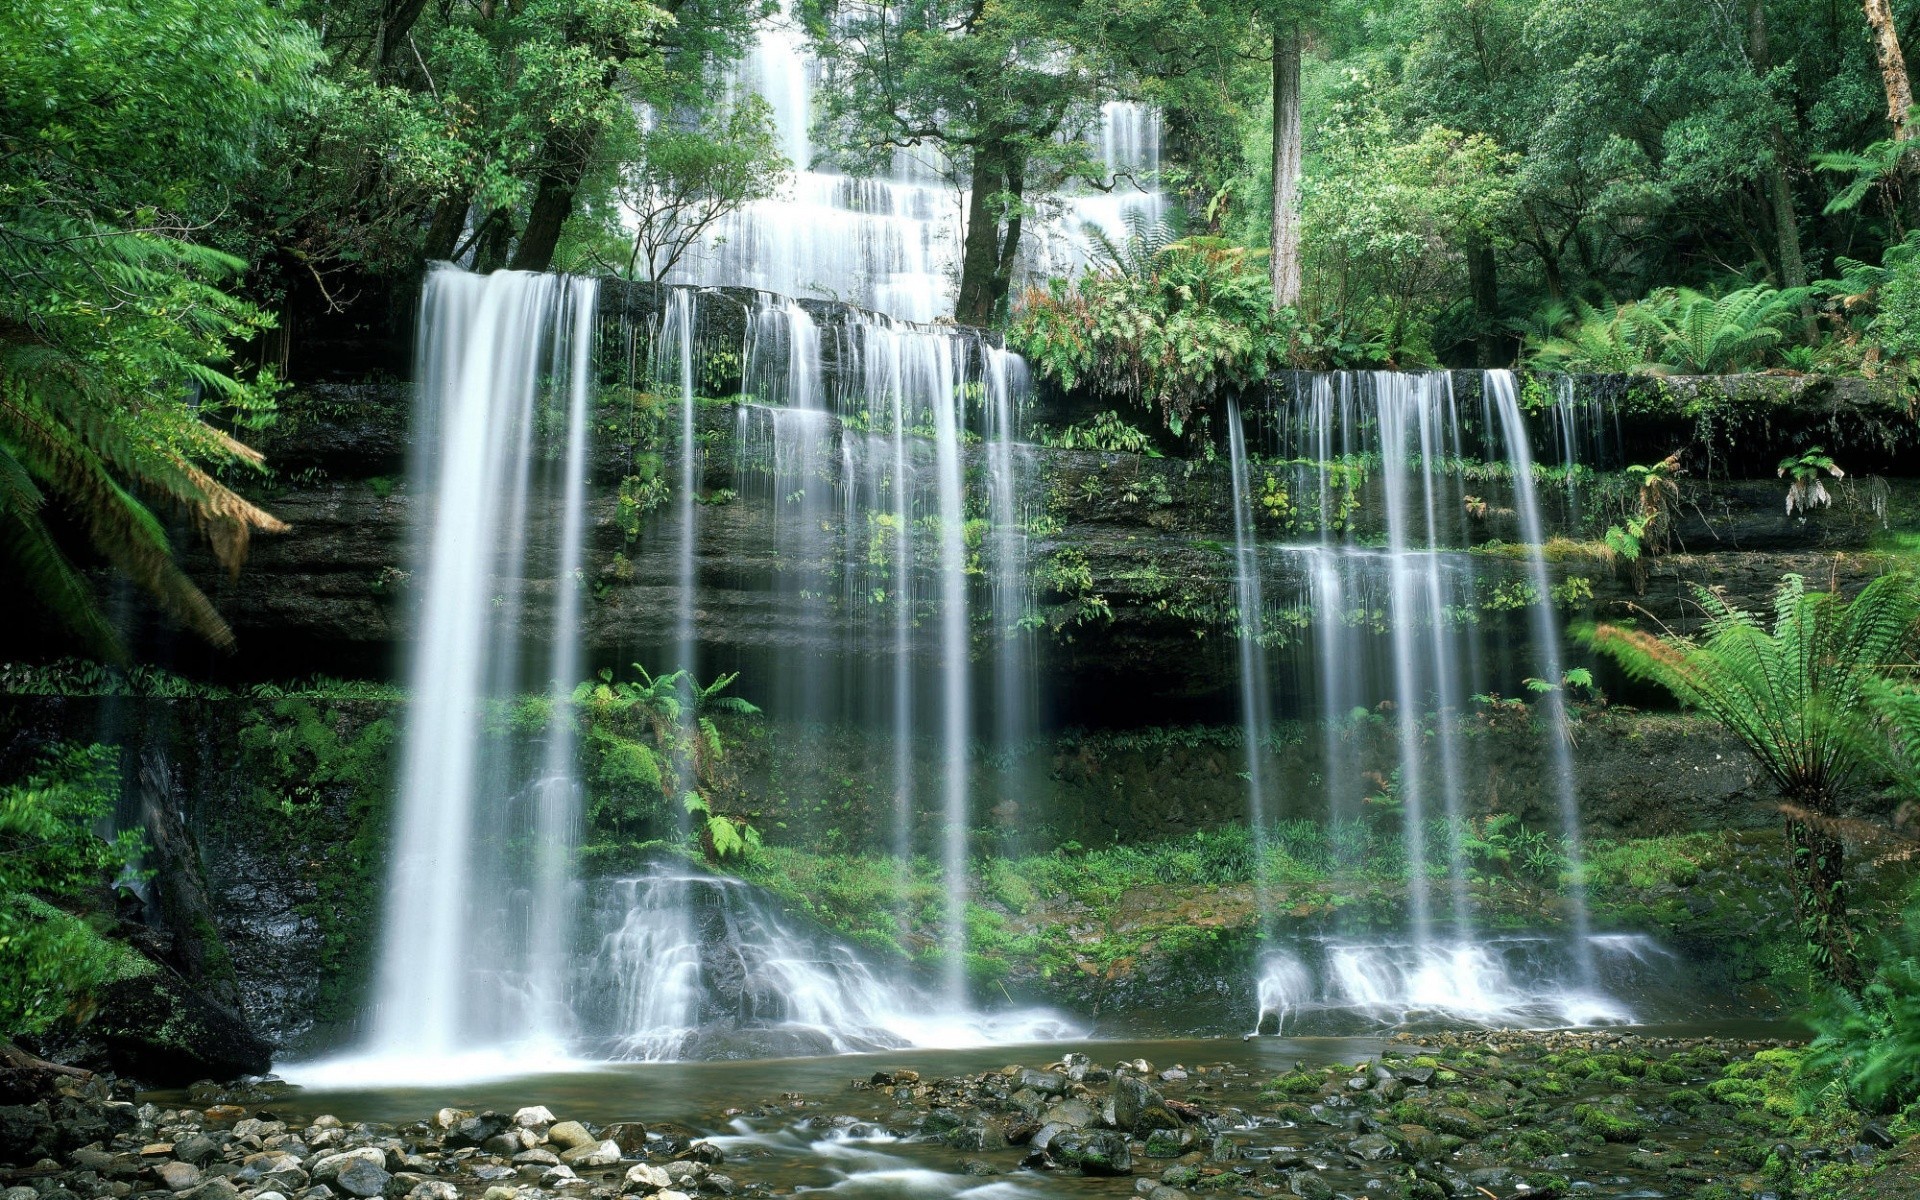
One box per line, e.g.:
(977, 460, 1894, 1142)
(0, 745, 144, 1037)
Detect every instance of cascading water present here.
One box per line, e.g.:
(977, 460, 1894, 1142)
(360, 267, 598, 1073)
(669, 5, 1166, 318)
(1224, 399, 1275, 910)
(1237, 370, 1620, 1031)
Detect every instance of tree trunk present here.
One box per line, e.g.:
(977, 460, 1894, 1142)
(1786, 812, 1862, 995)
(1865, 0, 1916, 140)
(1466, 238, 1500, 366)
(988, 160, 1026, 318)
(1750, 0, 1809, 292)
(511, 134, 596, 273)
(956, 141, 1012, 327)
(472, 208, 516, 273)
(423, 193, 469, 264)
(1269, 23, 1304, 310)
(139, 749, 243, 1013)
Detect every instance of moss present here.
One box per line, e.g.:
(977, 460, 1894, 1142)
(1574, 1100, 1649, 1142)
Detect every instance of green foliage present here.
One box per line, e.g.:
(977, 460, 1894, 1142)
(1036, 411, 1162, 456)
(563, 98, 789, 282)
(1778, 446, 1844, 516)
(1527, 286, 1808, 375)
(1592, 574, 1920, 810)
(1, 0, 317, 651)
(1010, 219, 1303, 437)
(1804, 895, 1920, 1113)
(0, 745, 145, 1037)
(579, 664, 763, 861)
(1591, 573, 1920, 987)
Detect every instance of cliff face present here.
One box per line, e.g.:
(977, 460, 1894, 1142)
(188, 362, 1915, 719)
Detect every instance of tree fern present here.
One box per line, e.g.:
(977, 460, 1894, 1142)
(1590, 573, 1920, 990)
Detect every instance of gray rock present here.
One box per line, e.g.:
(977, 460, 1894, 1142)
(157, 1163, 203, 1192)
(511, 1109, 555, 1132)
(182, 1179, 240, 1200)
(621, 1164, 670, 1194)
(598, 1125, 646, 1157)
(544, 1124, 595, 1153)
(1285, 1171, 1333, 1200)
(1348, 1134, 1397, 1162)
(558, 1141, 620, 1169)
(406, 1185, 456, 1200)
(1041, 1100, 1096, 1130)
(1056, 1130, 1132, 1177)
(513, 1150, 561, 1167)
(1015, 1070, 1066, 1096)
(173, 1137, 219, 1168)
(331, 1160, 390, 1199)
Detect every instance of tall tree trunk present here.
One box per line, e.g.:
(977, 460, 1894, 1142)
(139, 749, 243, 1014)
(472, 208, 516, 273)
(1269, 23, 1304, 310)
(511, 132, 597, 273)
(1466, 238, 1500, 367)
(1750, 0, 1809, 291)
(1786, 812, 1862, 995)
(422, 193, 469, 263)
(957, 141, 1012, 327)
(1865, 0, 1916, 140)
(988, 160, 1026, 318)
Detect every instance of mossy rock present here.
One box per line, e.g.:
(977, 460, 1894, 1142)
(1574, 1100, 1649, 1143)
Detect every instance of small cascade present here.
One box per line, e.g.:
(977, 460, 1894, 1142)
(1252, 934, 1672, 1034)
(669, 6, 1165, 318)
(657, 289, 700, 681)
(579, 864, 1077, 1061)
(365, 266, 598, 1068)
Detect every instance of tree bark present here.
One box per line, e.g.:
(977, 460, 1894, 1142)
(472, 208, 517, 273)
(1786, 812, 1862, 995)
(1864, 0, 1916, 141)
(422, 193, 469, 264)
(1269, 23, 1304, 310)
(1749, 0, 1809, 291)
(956, 140, 1013, 327)
(139, 749, 243, 1014)
(510, 132, 597, 273)
(1466, 238, 1500, 366)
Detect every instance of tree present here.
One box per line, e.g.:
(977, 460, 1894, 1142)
(1, 0, 315, 652)
(1590, 574, 1920, 994)
(808, 0, 1111, 325)
(0, 745, 143, 1040)
(1269, 17, 1304, 309)
(570, 100, 789, 283)
(1862, 0, 1915, 142)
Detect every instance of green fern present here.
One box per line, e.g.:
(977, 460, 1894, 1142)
(1590, 573, 1920, 991)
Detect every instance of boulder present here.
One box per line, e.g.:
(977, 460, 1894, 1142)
(1055, 1129, 1132, 1176)
(622, 1164, 671, 1194)
(600, 1122, 647, 1155)
(511, 1108, 555, 1132)
(545, 1121, 596, 1151)
(445, 1113, 510, 1149)
(157, 1161, 204, 1191)
(558, 1139, 621, 1168)
(0, 1105, 56, 1165)
(331, 1160, 390, 1199)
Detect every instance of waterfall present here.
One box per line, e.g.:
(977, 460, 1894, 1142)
(1486, 370, 1596, 980)
(365, 266, 598, 1068)
(667, 8, 1166, 318)
(1238, 369, 1615, 1030)
(1224, 399, 1275, 911)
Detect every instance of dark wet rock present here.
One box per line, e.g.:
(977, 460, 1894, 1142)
(1863, 1121, 1897, 1149)
(172, 1135, 219, 1167)
(1041, 1099, 1096, 1130)
(1282, 1169, 1333, 1200)
(1428, 1108, 1487, 1139)
(443, 1114, 510, 1150)
(1347, 1133, 1397, 1162)
(1015, 1069, 1066, 1096)
(600, 1122, 648, 1155)
(0, 1105, 57, 1165)
(1050, 1129, 1132, 1176)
